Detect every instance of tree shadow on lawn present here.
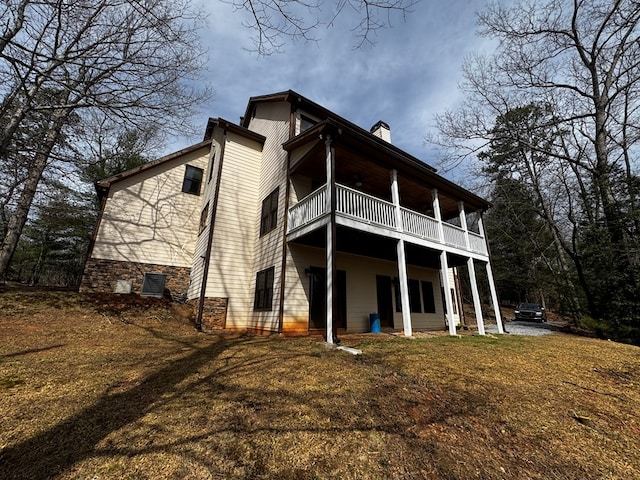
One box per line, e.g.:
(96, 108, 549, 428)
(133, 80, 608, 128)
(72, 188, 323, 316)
(0, 344, 65, 359)
(0, 335, 260, 480)
(0, 333, 606, 480)
(0, 333, 477, 479)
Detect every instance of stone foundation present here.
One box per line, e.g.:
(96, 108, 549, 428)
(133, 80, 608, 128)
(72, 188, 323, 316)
(194, 297, 228, 332)
(80, 258, 191, 298)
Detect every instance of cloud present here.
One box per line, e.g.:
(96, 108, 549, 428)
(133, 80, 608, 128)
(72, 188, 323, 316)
(172, 0, 496, 178)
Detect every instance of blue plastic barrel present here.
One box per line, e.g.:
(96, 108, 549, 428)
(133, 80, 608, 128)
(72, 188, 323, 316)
(369, 313, 381, 333)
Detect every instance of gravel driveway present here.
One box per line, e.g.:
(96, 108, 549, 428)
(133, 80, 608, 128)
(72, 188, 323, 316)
(486, 320, 564, 336)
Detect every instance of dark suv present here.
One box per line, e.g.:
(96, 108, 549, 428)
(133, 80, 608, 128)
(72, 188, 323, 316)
(514, 303, 546, 322)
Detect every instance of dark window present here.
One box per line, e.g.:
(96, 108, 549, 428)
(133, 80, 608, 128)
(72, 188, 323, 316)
(260, 188, 279, 235)
(254, 267, 275, 310)
(300, 114, 317, 132)
(451, 288, 458, 314)
(182, 165, 203, 195)
(208, 151, 216, 183)
(409, 279, 422, 313)
(141, 273, 166, 298)
(441, 288, 458, 315)
(199, 202, 209, 234)
(421, 281, 436, 313)
(394, 278, 423, 313)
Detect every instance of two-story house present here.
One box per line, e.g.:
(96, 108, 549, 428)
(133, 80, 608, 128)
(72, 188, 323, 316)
(81, 91, 505, 342)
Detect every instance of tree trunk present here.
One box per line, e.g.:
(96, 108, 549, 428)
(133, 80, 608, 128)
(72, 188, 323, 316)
(0, 108, 69, 280)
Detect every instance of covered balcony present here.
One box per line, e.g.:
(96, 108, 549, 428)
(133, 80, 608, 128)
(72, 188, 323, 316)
(282, 118, 504, 342)
(288, 182, 489, 259)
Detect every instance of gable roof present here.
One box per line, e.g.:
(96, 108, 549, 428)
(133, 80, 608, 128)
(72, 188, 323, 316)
(203, 117, 267, 144)
(95, 140, 213, 198)
(241, 89, 437, 173)
(95, 118, 266, 199)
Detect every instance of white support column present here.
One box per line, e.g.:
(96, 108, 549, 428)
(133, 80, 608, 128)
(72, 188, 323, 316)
(458, 201, 471, 250)
(478, 213, 504, 334)
(391, 169, 412, 336)
(486, 261, 504, 334)
(397, 240, 412, 336)
(467, 258, 486, 335)
(440, 251, 457, 336)
(325, 136, 335, 344)
(432, 189, 445, 243)
(390, 170, 403, 232)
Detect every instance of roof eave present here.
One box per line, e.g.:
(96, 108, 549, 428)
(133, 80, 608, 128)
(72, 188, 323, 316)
(207, 117, 267, 144)
(283, 119, 490, 210)
(95, 139, 213, 189)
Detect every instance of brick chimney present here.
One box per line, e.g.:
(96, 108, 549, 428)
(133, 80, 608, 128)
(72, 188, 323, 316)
(370, 120, 391, 143)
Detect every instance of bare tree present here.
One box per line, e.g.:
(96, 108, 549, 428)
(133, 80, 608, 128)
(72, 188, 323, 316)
(226, 0, 416, 54)
(0, 0, 210, 279)
(431, 0, 640, 333)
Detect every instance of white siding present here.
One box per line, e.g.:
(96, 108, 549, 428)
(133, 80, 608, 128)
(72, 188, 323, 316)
(446, 268, 462, 326)
(204, 132, 264, 326)
(92, 147, 210, 268)
(243, 102, 291, 331)
(282, 244, 316, 333)
(187, 140, 221, 299)
(283, 244, 447, 333)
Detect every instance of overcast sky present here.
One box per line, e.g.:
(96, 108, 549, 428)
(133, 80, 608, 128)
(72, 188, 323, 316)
(174, 0, 495, 180)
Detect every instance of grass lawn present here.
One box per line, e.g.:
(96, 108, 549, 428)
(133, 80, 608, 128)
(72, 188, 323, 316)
(1, 290, 639, 479)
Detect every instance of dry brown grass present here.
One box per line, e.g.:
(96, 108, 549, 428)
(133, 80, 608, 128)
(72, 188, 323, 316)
(1, 290, 639, 479)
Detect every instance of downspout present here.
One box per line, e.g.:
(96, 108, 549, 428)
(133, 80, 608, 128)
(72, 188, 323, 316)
(277, 106, 297, 334)
(277, 164, 291, 334)
(196, 126, 228, 331)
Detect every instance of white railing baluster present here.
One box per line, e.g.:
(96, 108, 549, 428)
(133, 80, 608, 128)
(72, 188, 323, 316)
(288, 183, 486, 257)
(442, 223, 467, 249)
(400, 208, 440, 243)
(468, 232, 487, 254)
(287, 185, 327, 232)
(335, 184, 396, 229)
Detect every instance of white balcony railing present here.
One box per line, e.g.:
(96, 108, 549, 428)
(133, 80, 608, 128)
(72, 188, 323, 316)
(469, 232, 488, 255)
(288, 183, 488, 257)
(401, 208, 440, 241)
(442, 223, 467, 250)
(288, 187, 327, 231)
(337, 185, 396, 229)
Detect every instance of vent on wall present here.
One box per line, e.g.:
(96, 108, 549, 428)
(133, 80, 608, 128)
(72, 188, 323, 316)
(114, 279, 132, 294)
(141, 273, 167, 298)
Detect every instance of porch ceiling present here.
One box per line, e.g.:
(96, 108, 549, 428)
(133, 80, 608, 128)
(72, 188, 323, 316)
(289, 138, 484, 220)
(289, 226, 469, 269)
